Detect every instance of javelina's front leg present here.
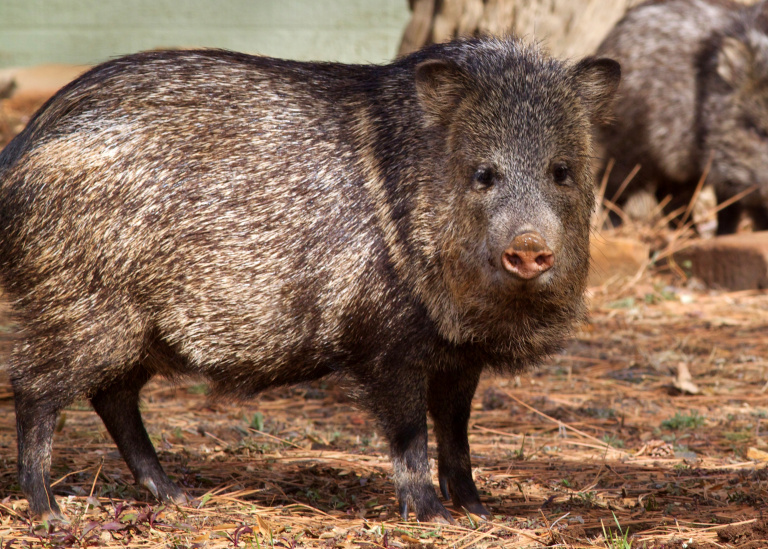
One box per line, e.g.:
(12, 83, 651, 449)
(360, 369, 453, 523)
(428, 366, 489, 518)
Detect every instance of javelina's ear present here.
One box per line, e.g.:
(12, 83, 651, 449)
(570, 57, 621, 123)
(717, 37, 753, 88)
(415, 59, 469, 126)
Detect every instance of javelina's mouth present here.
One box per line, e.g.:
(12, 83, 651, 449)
(503, 269, 554, 290)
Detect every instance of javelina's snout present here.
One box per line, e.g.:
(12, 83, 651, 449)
(501, 232, 554, 279)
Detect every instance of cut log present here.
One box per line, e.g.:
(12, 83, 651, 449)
(674, 232, 768, 290)
(589, 235, 649, 287)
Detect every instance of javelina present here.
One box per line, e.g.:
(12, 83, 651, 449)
(597, 0, 768, 234)
(0, 37, 619, 521)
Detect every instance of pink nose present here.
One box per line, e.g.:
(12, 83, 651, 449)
(501, 231, 554, 279)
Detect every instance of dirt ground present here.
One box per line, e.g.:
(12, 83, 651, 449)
(1, 82, 768, 549)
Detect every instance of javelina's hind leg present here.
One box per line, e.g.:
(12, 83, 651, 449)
(15, 394, 63, 519)
(361, 370, 453, 523)
(90, 367, 188, 505)
(428, 366, 489, 518)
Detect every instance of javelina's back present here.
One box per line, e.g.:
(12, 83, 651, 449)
(597, 0, 768, 233)
(0, 40, 619, 521)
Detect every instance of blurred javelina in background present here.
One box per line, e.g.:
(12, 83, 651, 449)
(0, 37, 619, 521)
(597, 0, 768, 234)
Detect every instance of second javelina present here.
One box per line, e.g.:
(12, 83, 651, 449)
(597, 0, 768, 234)
(0, 38, 619, 522)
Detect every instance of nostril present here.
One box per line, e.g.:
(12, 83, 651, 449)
(535, 252, 554, 267)
(507, 253, 523, 269)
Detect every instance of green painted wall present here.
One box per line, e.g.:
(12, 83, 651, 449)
(0, 0, 411, 68)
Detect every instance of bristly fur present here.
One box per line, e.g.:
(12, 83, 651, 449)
(596, 0, 768, 234)
(0, 36, 619, 521)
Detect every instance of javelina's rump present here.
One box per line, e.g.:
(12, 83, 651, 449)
(0, 38, 619, 521)
(597, 0, 768, 234)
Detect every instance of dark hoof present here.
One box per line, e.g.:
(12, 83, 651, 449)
(438, 474, 488, 519)
(439, 476, 450, 500)
(140, 477, 189, 506)
(28, 495, 64, 522)
(462, 501, 491, 520)
(40, 509, 67, 523)
(422, 511, 455, 524)
(166, 490, 192, 506)
(399, 495, 455, 524)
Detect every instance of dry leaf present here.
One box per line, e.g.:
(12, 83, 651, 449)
(256, 514, 272, 536)
(673, 362, 700, 394)
(747, 447, 768, 462)
(397, 532, 421, 543)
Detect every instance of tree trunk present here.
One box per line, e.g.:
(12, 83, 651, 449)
(399, 0, 752, 58)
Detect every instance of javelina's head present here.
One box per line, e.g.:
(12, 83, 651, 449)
(411, 39, 619, 348)
(702, 6, 768, 206)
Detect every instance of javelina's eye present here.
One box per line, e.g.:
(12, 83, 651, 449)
(552, 162, 570, 185)
(472, 165, 496, 189)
